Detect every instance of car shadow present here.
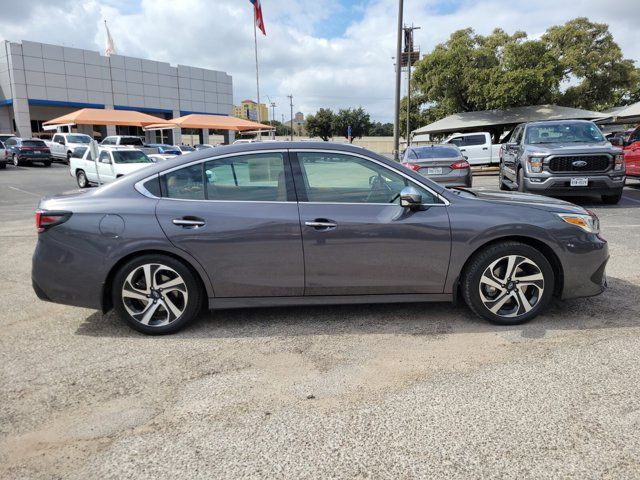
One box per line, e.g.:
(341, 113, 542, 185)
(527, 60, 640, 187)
(75, 276, 640, 340)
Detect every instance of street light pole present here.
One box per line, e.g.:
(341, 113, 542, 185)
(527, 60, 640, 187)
(287, 94, 293, 141)
(392, 0, 404, 161)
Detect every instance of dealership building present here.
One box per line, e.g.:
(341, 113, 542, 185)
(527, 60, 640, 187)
(0, 39, 233, 143)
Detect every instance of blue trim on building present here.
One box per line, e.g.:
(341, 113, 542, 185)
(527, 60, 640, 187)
(28, 99, 105, 109)
(180, 110, 228, 116)
(0, 98, 13, 106)
(114, 105, 172, 115)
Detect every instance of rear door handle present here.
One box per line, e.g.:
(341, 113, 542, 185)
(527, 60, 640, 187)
(172, 217, 205, 228)
(305, 219, 337, 229)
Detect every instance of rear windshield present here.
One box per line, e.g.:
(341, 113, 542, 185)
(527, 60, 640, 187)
(112, 150, 153, 164)
(181, 146, 195, 152)
(411, 146, 460, 159)
(525, 123, 605, 144)
(23, 140, 46, 147)
(72, 146, 88, 158)
(67, 134, 91, 144)
(120, 137, 144, 146)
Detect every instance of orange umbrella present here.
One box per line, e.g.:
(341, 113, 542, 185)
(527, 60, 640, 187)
(144, 114, 274, 131)
(43, 108, 165, 127)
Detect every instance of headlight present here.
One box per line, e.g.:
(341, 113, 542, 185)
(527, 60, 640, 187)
(527, 156, 544, 173)
(557, 211, 600, 234)
(614, 153, 624, 171)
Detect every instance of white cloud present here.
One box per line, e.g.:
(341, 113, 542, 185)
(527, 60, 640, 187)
(0, 0, 637, 122)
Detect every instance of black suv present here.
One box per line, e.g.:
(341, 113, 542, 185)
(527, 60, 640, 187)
(499, 120, 625, 204)
(4, 138, 52, 167)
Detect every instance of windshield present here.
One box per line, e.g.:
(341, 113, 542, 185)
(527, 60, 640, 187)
(72, 146, 88, 158)
(23, 140, 46, 147)
(120, 137, 144, 146)
(411, 146, 460, 159)
(180, 146, 195, 152)
(112, 150, 153, 164)
(67, 134, 91, 144)
(525, 123, 605, 144)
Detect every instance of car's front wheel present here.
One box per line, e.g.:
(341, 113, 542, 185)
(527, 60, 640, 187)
(112, 255, 203, 334)
(76, 170, 89, 188)
(601, 192, 622, 205)
(462, 241, 554, 325)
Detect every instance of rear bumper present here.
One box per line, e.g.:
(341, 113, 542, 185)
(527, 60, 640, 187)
(524, 174, 625, 196)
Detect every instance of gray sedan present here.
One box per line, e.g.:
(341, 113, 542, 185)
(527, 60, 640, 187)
(32, 142, 608, 334)
(402, 144, 472, 187)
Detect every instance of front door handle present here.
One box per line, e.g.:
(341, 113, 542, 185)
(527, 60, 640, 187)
(305, 219, 337, 230)
(172, 217, 205, 228)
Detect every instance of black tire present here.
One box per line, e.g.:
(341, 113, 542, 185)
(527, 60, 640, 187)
(65, 152, 71, 165)
(601, 192, 622, 205)
(517, 168, 525, 192)
(76, 170, 89, 188)
(498, 164, 508, 191)
(12, 154, 20, 167)
(461, 241, 555, 326)
(112, 254, 202, 335)
(0, 162, 5, 169)
(43, 160, 52, 167)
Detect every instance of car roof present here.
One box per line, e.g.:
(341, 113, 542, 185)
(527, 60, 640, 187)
(524, 119, 595, 127)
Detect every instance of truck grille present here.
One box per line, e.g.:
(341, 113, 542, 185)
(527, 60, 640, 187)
(548, 155, 610, 173)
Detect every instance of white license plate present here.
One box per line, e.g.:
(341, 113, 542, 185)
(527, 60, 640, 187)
(570, 177, 588, 187)
(427, 167, 443, 175)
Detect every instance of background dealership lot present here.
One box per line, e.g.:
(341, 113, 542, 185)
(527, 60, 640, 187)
(1, 165, 639, 478)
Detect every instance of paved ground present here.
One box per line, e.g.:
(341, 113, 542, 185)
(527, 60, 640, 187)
(1, 162, 640, 479)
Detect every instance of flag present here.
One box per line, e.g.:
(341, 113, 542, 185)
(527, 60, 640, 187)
(250, 0, 266, 35)
(104, 20, 116, 56)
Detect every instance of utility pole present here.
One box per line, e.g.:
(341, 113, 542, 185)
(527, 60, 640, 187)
(287, 94, 293, 141)
(403, 25, 420, 149)
(392, 0, 404, 161)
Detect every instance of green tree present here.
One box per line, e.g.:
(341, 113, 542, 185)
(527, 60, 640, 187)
(411, 18, 639, 124)
(332, 107, 372, 142)
(369, 121, 394, 136)
(305, 108, 334, 140)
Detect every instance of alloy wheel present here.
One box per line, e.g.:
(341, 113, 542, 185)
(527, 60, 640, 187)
(121, 263, 189, 327)
(478, 255, 544, 318)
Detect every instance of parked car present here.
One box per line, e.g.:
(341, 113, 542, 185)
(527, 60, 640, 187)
(442, 132, 502, 166)
(499, 120, 625, 204)
(4, 138, 52, 167)
(146, 143, 182, 155)
(147, 153, 179, 163)
(0, 134, 16, 144)
(0, 140, 8, 169)
(194, 144, 215, 150)
(44, 132, 92, 164)
(69, 146, 155, 188)
(33, 142, 609, 335)
(101, 135, 145, 147)
(402, 144, 472, 187)
(174, 145, 195, 154)
(611, 125, 640, 179)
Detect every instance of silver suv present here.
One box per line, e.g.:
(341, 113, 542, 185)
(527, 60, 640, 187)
(499, 120, 625, 204)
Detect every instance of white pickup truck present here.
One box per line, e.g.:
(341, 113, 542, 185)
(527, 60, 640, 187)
(69, 146, 155, 188)
(441, 132, 502, 166)
(45, 133, 92, 164)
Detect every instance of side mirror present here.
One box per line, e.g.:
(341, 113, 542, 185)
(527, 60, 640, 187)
(57, 139, 65, 145)
(505, 142, 518, 150)
(400, 186, 422, 208)
(609, 137, 623, 147)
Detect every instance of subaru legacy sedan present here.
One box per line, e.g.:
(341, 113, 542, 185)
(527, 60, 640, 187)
(32, 142, 608, 334)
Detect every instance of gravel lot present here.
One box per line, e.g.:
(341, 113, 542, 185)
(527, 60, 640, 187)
(1, 163, 640, 479)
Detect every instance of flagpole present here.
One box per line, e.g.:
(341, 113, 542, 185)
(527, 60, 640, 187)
(253, 8, 261, 127)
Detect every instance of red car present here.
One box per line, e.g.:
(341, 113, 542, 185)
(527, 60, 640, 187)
(615, 127, 640, 178)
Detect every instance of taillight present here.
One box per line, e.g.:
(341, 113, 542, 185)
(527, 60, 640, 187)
(404, 163, 421, 171)
(35, 210, 71, 233)
(451, 160, 470, 170)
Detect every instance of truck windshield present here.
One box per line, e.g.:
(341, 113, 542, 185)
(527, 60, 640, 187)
(67, 135, 91, 144)
(112, 150, 154, 164)
(411, 146, 460, 159)
(525, 123, 605, 144)
(120, 137, 144, 146)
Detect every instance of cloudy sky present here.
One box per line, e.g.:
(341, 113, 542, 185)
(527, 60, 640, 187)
(0, 0, 638, 122)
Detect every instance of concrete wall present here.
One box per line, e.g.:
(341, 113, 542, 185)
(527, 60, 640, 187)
(0, 39, 234, 138)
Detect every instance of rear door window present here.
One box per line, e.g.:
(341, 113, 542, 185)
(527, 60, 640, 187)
(464, 135, 486, 146)
(161, 163, 205, 200)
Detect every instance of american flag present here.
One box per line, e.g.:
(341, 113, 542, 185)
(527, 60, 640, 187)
(250, 0, 266, 35)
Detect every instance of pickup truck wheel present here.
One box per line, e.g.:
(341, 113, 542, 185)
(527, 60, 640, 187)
(65, 152, 71, 165)
(76, 170, 89, 188)
(517, 168, 526, 192)
(601, 192, 623, 205)
(462, 241, 554, 326)
(498, 166, 508, 190)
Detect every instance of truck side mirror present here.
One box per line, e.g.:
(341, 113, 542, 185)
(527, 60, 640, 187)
(609, 137, 623, 147)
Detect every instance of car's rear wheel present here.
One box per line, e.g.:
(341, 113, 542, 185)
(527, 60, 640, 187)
(76, 170, 89, 188)
(601, 192, 622, 205)
(462, 241, 554, 325)
(112, 255, 202, 334)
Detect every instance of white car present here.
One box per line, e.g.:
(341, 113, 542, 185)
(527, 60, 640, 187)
(70, 146, 155, 188)
(45, 132, 92, 164)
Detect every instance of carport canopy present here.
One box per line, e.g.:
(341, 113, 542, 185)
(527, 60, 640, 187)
(43, 108, 164, 127)
(143, 114, 273, 131)
(596, 101, 640, 124)
(412, 104, 604, 136)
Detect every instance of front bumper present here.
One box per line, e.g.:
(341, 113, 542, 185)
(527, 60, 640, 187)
(524, 173, 625, 196)
(558, 233, 609, 299)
